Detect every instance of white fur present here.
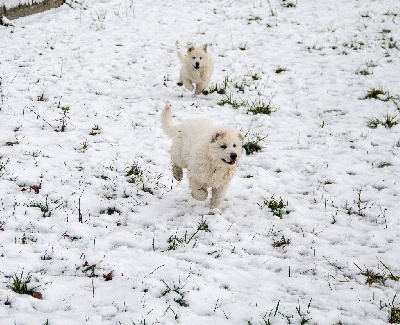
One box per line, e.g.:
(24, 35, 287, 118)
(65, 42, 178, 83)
(177, 44, 214, 95)
(162, 104, 243, 209)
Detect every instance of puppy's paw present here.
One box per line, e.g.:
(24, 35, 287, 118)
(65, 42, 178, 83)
(210, 200, 222, 209)
(172, 165, 183, 181)
(209, 205, 222, 212)
(191, 188, 208, 201)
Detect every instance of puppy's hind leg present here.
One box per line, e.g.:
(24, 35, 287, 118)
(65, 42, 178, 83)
(172, 163, 183, 181)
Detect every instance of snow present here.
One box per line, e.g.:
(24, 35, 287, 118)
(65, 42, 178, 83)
(0, 15, 14, 26)
(0, 0, 399, 324)
(1, 0, 41, 10)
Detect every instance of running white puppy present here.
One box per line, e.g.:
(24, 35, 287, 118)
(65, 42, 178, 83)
(162, 104, 243, 209)
(177, 44, 214, 95)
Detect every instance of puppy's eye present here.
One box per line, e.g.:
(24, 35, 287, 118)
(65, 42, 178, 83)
(233, 144, 236, 148)
(192, 57, 196, 59)
(200, 57, 203, 60)
(220, 145, 227, 149)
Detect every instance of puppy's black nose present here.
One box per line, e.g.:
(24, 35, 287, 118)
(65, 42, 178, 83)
(195, 62, 200, 68)
(230, 153, 237, 160)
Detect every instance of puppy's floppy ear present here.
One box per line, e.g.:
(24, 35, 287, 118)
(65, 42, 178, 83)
(202, 44, 208, 52)
(211, 131, 225, 143)
(187, 46, 195, 53)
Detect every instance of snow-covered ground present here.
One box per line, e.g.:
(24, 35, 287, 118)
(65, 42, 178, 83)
(0, 0, 399, 324)
(1, 0, 42, 9)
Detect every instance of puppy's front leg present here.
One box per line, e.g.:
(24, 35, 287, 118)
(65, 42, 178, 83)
(195, 81, 209, 95)
(183, 78, 194, 91)
(210, 185, 229, 209)
(177, 70, 184, 87)
(189, 178, 208, 201)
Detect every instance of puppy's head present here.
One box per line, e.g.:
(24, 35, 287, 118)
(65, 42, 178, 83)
(209, 128, 243, 167)
(187, 44, 208, 70)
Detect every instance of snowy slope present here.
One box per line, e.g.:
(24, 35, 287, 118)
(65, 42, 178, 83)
(1, 0, 43, 9)
(0, 0, 399, 324)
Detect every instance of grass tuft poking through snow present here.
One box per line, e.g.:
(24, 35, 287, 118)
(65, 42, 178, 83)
(7, 271, 40, 296)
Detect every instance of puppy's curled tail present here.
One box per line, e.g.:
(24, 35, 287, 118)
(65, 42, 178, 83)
(177, 51, 185, 63)
(161, 104, 178, 138)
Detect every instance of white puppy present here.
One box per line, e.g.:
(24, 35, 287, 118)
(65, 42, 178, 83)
(177, 44, 214, 95)
(161, 104, 243, 209)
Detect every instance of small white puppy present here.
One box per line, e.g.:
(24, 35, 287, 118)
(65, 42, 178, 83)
(161, 104, 243, 209)
(177, 44, 214, 95)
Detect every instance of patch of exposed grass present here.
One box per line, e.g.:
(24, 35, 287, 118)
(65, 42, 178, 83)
(380, 260, 400, 282)
(368, 113, 399, 129)
(161, 279, 189, 307)
(390, 295, 400, 323)
(384, 10, 398, 17)
(243, 134, 267, 155)
(378, 162, 392, 168)
(37, 89, 47, 102)
(343, 39, 365, 51)
(233, 78, 251, 92)
(166, 219, 210, 251)
(29, 195, 64, 218)
(213, 72, 271, 114)
(364, 87, 389, 100)
(354, 263, 386, 286)
(209, 75, 231, 94)
(392, 95, 400, 111)
(217, 94, 243, 108)
(296, 299, 312, 325)
(356, 67, 372, 75)
(56, 106, 70, 132)
(89, 124, 101, 136)
(281, 0, 296, 8)
(5, 140, 19, 146)
(29, 196, 51, 217)
(272, 235, 291, 248)
(0, 157, 9, 174)
(8, 271, 39, 296)
(126, 162, 143, 181)
(389, 305, 400, 324)
(323, 256, 342, 270)
(261, 195, 289, 218)
(275, 66, 287, 74)
(100, 207, 121, 215)
(243, 140, 262, 155)
(82, 263, 98, 278)
(247, 69, 261, 81)
(126, 162, 165, 194)
(247, 97, 278, 115)
(390, 306, 400, 323)
(248, 15, 262, 24)
(217, 92, 278, 115)
(166, 234, 185, 251)
(238, 43, 248, 51)
(209, 83, 226, 95)
(80, 138, 89, 151)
